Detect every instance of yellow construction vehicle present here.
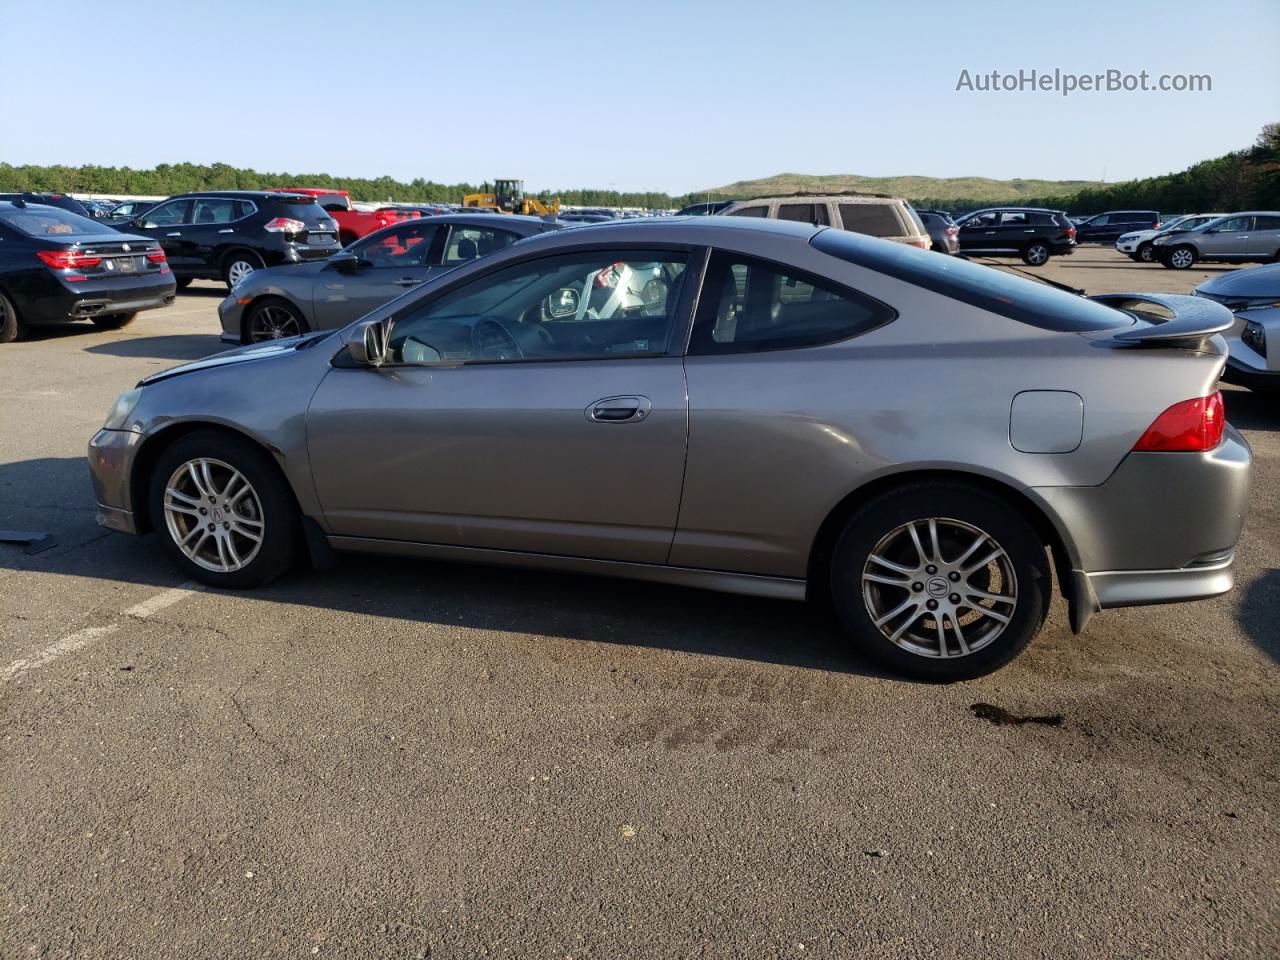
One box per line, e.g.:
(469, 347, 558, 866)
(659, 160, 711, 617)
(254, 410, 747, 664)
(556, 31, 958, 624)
(462, 179, 560, 215)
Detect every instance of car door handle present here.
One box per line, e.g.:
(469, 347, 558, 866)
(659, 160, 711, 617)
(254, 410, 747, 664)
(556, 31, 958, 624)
(393, 277, 421, 287)
(586, 396, 651, 423)
(218, 229, 235, 234)
(166, 232, 181, 237)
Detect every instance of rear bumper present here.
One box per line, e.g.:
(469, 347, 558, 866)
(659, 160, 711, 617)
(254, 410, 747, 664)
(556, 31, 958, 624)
(1035, 426, 1252, 626)
(23, 276, 177, 325)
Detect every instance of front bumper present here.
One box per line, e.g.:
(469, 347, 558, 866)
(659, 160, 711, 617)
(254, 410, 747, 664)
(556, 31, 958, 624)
(218, 292, 245, 343)
(1115, 238, 1140, 253)
(1221, 354, 1280, 390)
(88, 428, 144, 535)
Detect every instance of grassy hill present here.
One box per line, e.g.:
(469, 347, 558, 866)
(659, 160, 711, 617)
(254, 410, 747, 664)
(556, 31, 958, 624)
(698, 172, 1106, 204)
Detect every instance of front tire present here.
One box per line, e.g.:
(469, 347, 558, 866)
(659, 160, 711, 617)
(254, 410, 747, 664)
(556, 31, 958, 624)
(828, 482, 1050, 681)
(1021, 242, 1051, 266)
(90, 312, 137, 330)
(222, 251, 264, 290)
(0, 290, 23, 343)
(1165, 245, 1197, 270)
(148, 430, 299, 589)
(244, 298, 308, 344)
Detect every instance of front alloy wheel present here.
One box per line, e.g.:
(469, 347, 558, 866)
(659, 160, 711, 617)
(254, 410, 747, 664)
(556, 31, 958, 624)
(1137, 242, 1155, 262)
(163, 458, 265, 573)
(246, 301, 306, 343)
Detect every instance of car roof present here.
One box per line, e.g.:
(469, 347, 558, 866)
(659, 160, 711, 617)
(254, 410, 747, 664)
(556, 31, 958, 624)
(727, 192, 900, 204)
(168, 190, 315, 200)
(507, 215, 821, 252)
(964, 206, 1065, 215)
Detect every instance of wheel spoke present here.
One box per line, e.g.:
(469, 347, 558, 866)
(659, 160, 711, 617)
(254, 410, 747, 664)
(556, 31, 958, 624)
(935, 615, 949, 658)
(230, 521, 261, 543)
(179, 524, 204, 547)
(187, 462, 212, 499)
(223, 534, 242, 568)
(166, 486, 202, 508)
(221, 470, 244, 500)
(963, 548, 1004, 575)
(966, 587, 1015, 605)
(874, 595, 918, 629)
(951, 615, 971, 656)
(887, 605, 924, 642)
(200, 461, 218, 501)
(864, 572, 911, 587)
(953, 532, 988, 568)
(974, 605, 1011, 625)
(869, 553, 917, 576)
(165, 501, 201, 518)
(907, 523, 929, 565)
(928, 518, 942, 563)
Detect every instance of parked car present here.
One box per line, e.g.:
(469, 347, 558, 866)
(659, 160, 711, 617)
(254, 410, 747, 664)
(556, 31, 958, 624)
(105, 200, 158, 222)
(916, 210, 960, 255)
(0, 200, 176, 342)
(263, 188, 420, 246)
(0, 192, 94, 218)
(676, 201, 733, 216)
(557, 213, 615, 224)
(1152, 212, 1280, 269)
(1195, 262, 1280, 390)
(80, 199, 121, 219)
(88, 218, 1250, 681)
(953, 207, 1077, 265)
(720, 194, 931, 249)
(112, 191, 341, 290)
(219, 214, 561, 343)
(1074, 211, 1161, 244)
(1115, 213, 1224, 262)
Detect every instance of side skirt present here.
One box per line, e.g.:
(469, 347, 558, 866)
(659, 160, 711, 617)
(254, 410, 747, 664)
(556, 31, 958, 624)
(327, 535, 808, 601)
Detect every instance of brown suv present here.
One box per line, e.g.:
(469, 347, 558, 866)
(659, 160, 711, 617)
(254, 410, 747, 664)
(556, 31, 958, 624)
(719, 194, 931, 248)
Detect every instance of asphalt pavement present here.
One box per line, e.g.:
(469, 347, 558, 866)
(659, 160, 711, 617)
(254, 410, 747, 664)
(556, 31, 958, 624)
(1, 250, 1276, 959)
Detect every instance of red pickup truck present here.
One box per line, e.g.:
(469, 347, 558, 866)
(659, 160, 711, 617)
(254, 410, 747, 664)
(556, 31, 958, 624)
(265, 188, 419, 247)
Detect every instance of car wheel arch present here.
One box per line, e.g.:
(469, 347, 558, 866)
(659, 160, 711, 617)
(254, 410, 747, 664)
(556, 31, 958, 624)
(129, 421, 297, 534)
(240, 294, 308, 343)
(804, 467, 1080, 624)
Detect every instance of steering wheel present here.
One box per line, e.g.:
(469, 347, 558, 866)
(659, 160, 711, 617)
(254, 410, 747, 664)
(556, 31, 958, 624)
(472, 318, 523, 361)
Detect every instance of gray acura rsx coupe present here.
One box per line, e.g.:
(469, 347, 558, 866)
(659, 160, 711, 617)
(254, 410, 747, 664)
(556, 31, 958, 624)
(88, 217, 1252, 680)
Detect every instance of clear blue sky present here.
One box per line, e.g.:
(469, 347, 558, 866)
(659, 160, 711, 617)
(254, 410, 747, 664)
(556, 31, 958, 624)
(1, 0, 1276, 194)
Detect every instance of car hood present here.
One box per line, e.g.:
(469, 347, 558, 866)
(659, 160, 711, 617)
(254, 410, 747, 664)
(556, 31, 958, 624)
(138, 331, 333, 386)
(1196, 262, 1280, 297)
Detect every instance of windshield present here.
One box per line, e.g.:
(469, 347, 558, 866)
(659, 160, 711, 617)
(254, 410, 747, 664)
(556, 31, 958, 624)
(0, 206, 110, 237)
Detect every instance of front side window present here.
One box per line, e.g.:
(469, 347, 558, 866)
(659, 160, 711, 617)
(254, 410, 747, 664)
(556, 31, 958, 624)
(1213, 216, 1252, 232)
(386, 249, 688, 366)
(1086, 214, 1110, 226)
(688, 251, 893, 355)
(140, 200, 193, 228)
(960, 211, 999, 229)
(353, 222, 441, 267)
(728, 205, 768, 218)
(442, 226, 519, 265)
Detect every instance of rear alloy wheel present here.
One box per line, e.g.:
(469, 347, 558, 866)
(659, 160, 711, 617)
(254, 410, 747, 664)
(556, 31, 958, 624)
(829, 483, 1049, 680)
(1136, 242, 1155, 262)
(1166, 245, 1197, 270)
(223, 252, 263, 289)
(1021, 242, 1050, 266)
(90, 312, 137, 330)
(0, 290, 23, 343)
(245, 299, 307, 343)
(149, 430, 299, 588)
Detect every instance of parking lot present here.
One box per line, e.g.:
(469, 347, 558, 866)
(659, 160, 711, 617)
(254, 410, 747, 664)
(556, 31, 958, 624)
(1, 248, 1277, 958)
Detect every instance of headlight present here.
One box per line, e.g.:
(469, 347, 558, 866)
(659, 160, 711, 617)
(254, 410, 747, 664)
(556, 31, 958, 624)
(103, 388, 142, 431)
(1243, 321, 1267, 358)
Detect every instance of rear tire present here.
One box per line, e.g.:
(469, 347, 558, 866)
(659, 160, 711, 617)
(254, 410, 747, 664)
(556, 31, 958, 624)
(1165, 245, 1197, 270)
(90, 312, 137, 330)
(828, 482, 1050, 681)
(1021, 242, 1051, 266)
(148, 430, 300, 589)
(0, 290, 23, 343)
(222, 251, 264, 290)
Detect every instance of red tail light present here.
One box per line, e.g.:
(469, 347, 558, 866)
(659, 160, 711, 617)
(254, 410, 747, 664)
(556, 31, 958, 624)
(946, 227, 958, 237)
(37, 249, 102, 269)
(1067, 226, 1076, 238)
(263, 217, 306, 233)
(145, 249, 167, 263)
(1133, 392, 1225, 452)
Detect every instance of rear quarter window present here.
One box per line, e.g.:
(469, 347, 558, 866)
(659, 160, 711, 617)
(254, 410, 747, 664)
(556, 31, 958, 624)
(838, 203, 906, 237)
(811, 228, 1133, 333)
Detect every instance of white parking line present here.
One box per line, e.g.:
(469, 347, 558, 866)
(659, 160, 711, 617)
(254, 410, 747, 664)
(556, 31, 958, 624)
(123, 582, 197, 619)
(2, 581, 197, 683)
(3, 625, 119, 682)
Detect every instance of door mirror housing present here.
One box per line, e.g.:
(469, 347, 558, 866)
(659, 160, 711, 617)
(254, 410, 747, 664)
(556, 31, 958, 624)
(328, 251, 366, 274)
(346, 318, 387, 367)
(546, 287, 580, 318)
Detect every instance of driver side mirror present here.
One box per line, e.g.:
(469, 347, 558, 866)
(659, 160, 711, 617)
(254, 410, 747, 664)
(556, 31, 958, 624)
(546, 287, 580, 319)
(346, 318, 387, 367)
(328, 251, 366, 274)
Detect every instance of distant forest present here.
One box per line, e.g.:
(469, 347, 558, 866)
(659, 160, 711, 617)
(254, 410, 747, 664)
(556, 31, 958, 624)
(1, 124, 1275, 214)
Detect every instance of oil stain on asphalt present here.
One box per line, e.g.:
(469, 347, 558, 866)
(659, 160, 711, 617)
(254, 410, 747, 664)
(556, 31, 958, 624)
(969, 702, 1064, 727)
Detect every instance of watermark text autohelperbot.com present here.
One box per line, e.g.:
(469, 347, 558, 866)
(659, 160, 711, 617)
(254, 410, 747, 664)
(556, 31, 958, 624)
(955, 68, 1211, 96)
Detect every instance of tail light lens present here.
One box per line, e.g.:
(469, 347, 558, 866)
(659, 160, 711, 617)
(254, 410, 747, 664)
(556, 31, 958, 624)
(37, 249, 102, 270)
(145, 249, 167, 263)
(1067, 226, 1076, 238)
(263, 217, 306, 234)
(1133, 392, 1225, 452)
(946, 227, 958, 237)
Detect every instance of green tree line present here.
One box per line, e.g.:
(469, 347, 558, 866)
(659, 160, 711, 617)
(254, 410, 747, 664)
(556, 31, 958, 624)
(0, 161, 690, 209)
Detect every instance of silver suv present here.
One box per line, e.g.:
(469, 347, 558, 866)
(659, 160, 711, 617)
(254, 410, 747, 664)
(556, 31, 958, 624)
(718, 194, 931, 248)
(1152, 212, 1280, 269)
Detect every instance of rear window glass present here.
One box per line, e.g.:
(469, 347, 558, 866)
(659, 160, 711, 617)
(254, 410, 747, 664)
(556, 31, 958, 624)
(811, 229, 1133, 333)
(0, 207, 106, 237)
(838, 203, 904, 237)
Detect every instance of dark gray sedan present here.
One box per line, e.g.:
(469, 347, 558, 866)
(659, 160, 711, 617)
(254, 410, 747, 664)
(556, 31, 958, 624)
(218, 214, 561, 344)
(91, 218, 1250, 680)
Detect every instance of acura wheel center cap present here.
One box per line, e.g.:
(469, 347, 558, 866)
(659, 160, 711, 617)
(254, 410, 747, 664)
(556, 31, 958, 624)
(927, 577, 949, 598)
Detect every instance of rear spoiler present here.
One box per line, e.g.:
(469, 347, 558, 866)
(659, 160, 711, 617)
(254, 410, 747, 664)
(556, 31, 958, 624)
(1088, 293, 1233, 350)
